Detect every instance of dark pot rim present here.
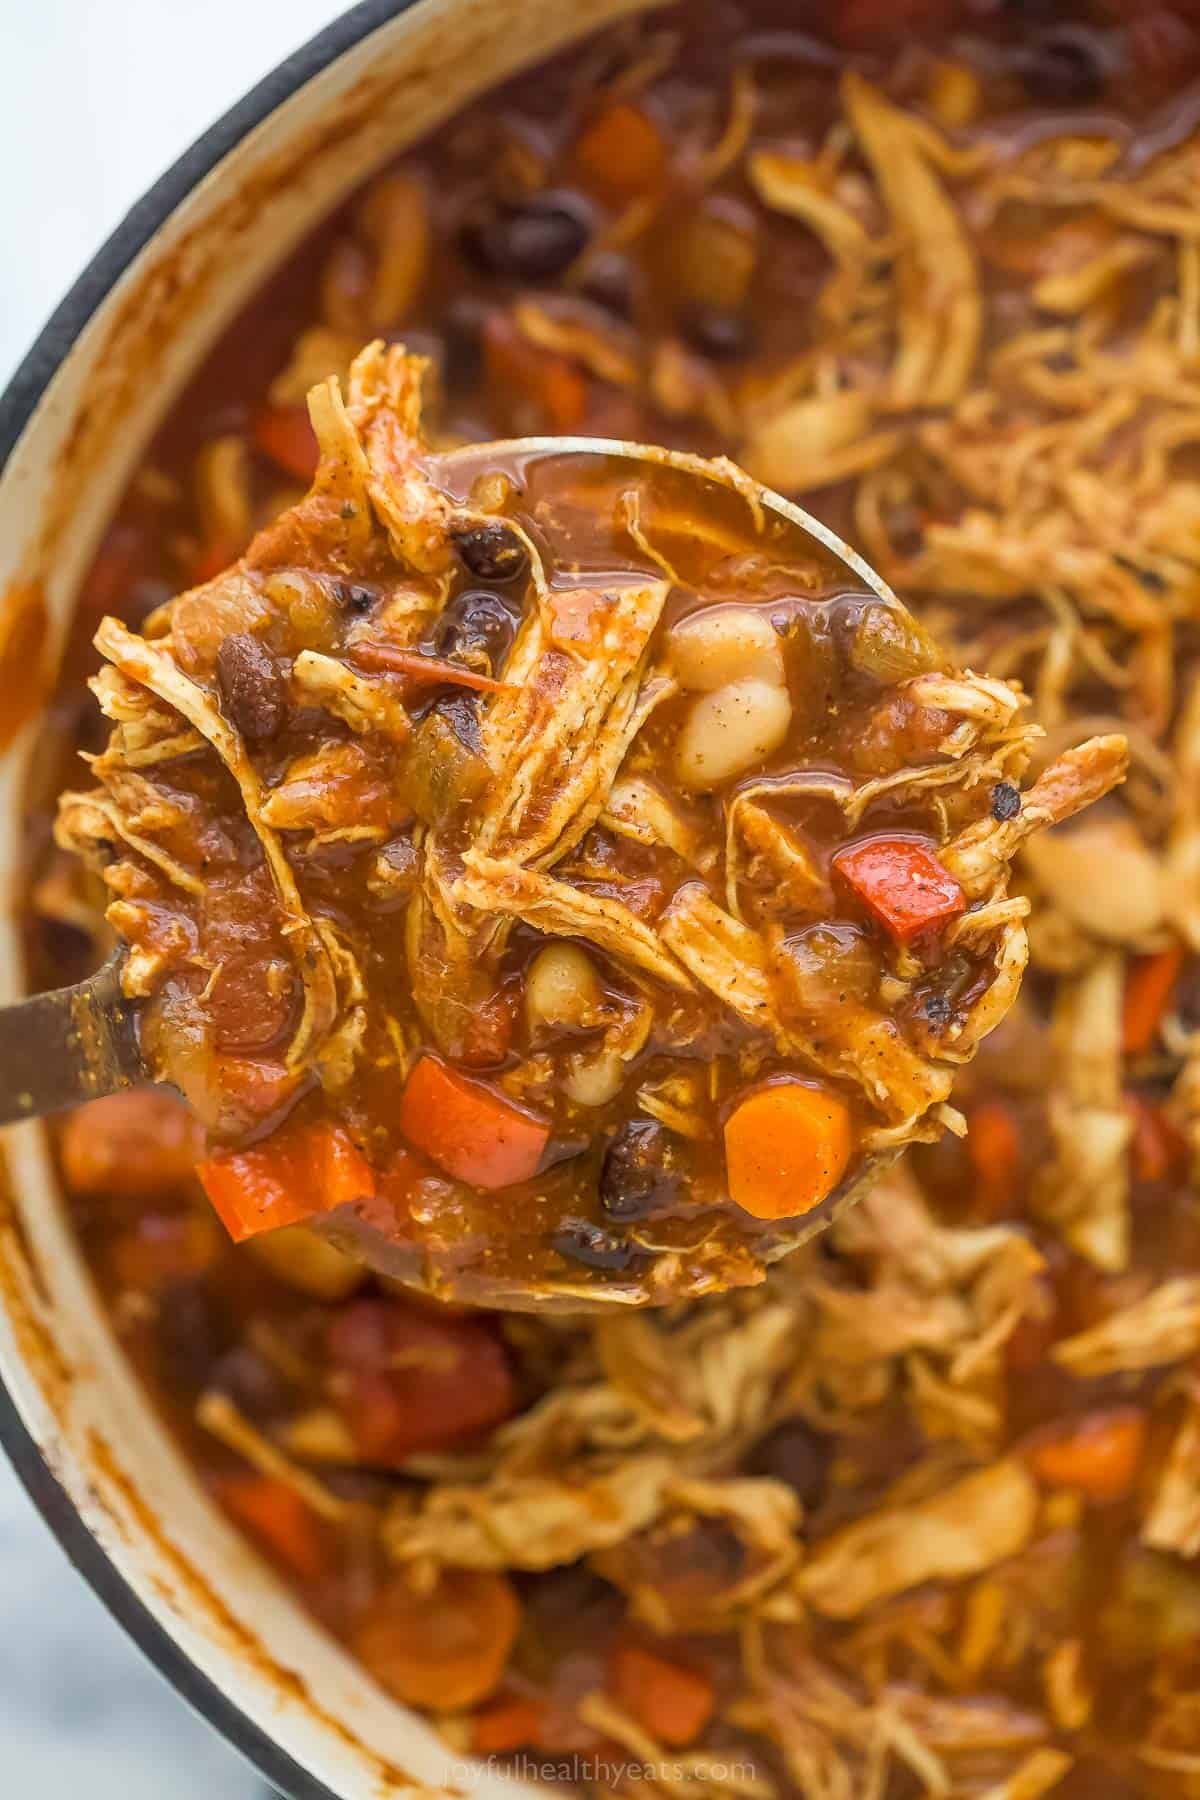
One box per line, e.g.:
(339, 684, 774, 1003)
(0, 6, 417, 1794)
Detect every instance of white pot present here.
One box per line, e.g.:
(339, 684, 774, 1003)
(0, 2, 653, 1792)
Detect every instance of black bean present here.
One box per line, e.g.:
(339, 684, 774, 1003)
(453, 521, 528, 583)
(599, 1120, 685, 1221)
(552, 1217, 640, 1270)
(334, 581, 378, 614)
(461, 192, 591, 282)
(1021, 29, 1108, 106)
(747, 1418, 833, 1510)
(578, 252, 636, 319)
(678, 303, 753, 362)
(441, 295, 490, 389)
(209, 1344, 287, 1423)
(428, 589, 517, 672)
(216, 632, 286, 744)
(922, 990, 954, 1031)
(990, 781, 1022, 822)
(157, 1277, 234, 1392)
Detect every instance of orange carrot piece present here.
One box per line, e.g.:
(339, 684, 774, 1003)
(608, 1643, 715, 1748)
(966, 1099, 1022, 1218)
(1122, 944, 1183, 1055)
(399, 1056, 550, 1191)
(471, 1696, 547, 1755)
(354, 1569, 520, 1712)
(252, 404, 320, 482)
(219, 1475, 327, 1581)
(573, 101, 667, 199)
(724, 1080, 853, 1221)
(833, 836, 965, 943)
(350, 641, 508, 693)
(1028, 1408, 1147, 1504)
(198, 1120, 375, 1242)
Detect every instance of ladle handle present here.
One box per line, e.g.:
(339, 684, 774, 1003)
(0, 952, 143, 1125)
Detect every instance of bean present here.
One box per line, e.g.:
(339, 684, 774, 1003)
(579, 252, 636, 319)
(452, 521, 529, 583)
(209, 1345, 287, 1423)
(670, 607, 784, 692)
(748, 1418, 832, 1511)
(525, 942, 601, 1033)
(461, 192, 591, 281)
(674, 678, 792, 791)
(1021, 29, 1108, 105)
(216, 632, 286, 744)
(991, 781, 1021, 822)
(428, 589, 517, 672)
(564, 1048, 625, 1108)
(678, 302, 753, 362)
(599, 1120, 685, 1221)
(158, 1277, 233, 1393)
(552, 1218, 640, 1271)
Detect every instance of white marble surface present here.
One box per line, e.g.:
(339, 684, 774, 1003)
(0, 5, 344, 1793)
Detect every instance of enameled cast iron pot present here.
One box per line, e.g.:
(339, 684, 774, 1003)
(0, 2, 657, 1793)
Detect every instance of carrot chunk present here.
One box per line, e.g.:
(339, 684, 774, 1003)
(833, 836, 965, 943)
(252, 404, 320, 482)
(724, 1081, 853, 1221)
(354, 1568, 519, 1711)
(198, 1119, 375, 1242)
(573, 101, 667, 199)
(1122, 944, 1183, 1054)
(607, 1642, 715, 1748)
(1028, 1408, 1147, 1503)
(966, 1099, 1021, 1218)
(399, 1055, 549, 1190)
(471, 1695, 547, 1755)
(219, 1476, 327, 1581)
(328, 1296, 515, 1461)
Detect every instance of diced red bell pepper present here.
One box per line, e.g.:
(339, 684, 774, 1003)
(399, 1055, 549, 1190)
(198, 1119, 375, 1242)
(833, 836, 965, 943)
(328, 1297, 515, 1462)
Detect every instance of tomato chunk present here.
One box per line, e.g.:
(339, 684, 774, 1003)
(399, 1054, 549, 1190)
(327, 1296, 515, 1461)
(833, 836, 965, 943)
(198, 1119, 375, 1242)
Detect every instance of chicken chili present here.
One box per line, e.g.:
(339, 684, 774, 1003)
(53, 341, 1116, 1306)
(22, 0, 1200, 1793)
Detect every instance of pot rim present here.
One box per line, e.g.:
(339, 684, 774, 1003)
(0, 5, 416, 1794)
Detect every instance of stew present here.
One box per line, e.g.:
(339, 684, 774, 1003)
(53, 343, 1114, 1305)
(22, 0, 1200, 1793)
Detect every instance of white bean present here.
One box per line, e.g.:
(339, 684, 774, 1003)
(675, 678, 793, 791)
(526, 942, 601, 1032)
(564, 1048, 625, 1108)
(669, 607, 784, 692)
